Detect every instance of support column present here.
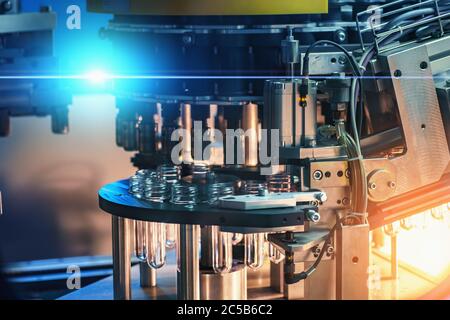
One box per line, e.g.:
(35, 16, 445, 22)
(177, 224, 200, 300)
(112, 216, 132, 300)
(140, 262, 157, 288)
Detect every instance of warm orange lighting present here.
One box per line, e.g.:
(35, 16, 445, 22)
(381, 204, 450, 280)
(379, 203, 450, 279)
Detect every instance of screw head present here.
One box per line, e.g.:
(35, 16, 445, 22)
(342, 197, 350, 206)
(369, 182, 377, 190)
(326, 246, 334, 256)
(345, 169, 351, 178)
(312, 246, 321, 257)
(388, 181, 396, 189)
(394, 70, 402, 78)
(335, 30, 347, 43)
(182, 35, 193, 44)
(338, 56, 347, 65)
(313, 170, 323, 181)
(306, 210, 321, 223)
(1, 1, 12, 12)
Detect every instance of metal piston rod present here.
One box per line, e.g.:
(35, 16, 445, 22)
(112, 216, 132, 300)
(177, 224, 201, 300)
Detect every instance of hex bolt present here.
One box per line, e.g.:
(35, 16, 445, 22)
(342, 197, 350, 206)
(306, 210, 321, 223)
(316, 192, 328, 203)
(345, 169, 351, 178)
(338, 56, 347, 65)
(313, 170, 323, 181)
(394, 70, 402, 78)
(326, 245, 334, 256)
(335, 30, 347, 43)
(257, 188, 269, 197)
(312, 246, 321, 257)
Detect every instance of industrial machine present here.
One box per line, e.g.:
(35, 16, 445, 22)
(89, 0, 450, 300)
(2, 0, 450, 300)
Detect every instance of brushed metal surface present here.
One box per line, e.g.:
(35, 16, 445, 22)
(380, 42, 450, 195)
(200, 264, 247, 300)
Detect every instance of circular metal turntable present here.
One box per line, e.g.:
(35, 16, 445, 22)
(99, 179, 309, 228)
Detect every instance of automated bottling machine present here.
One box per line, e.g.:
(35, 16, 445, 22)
(90, 0, 450, 300)
(2, 0, 450, 300)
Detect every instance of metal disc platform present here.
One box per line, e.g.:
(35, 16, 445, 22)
(98, 180, 310, 229)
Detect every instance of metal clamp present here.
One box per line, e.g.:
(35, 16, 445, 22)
(218, 191, 327, 211)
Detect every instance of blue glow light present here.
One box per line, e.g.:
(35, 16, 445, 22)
(0, 75, 448, 80)
(84, 70, 111, 85)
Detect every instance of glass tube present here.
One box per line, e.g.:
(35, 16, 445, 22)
(154, 166, 180, 248)
(147, 222, 166, 269)
(135, 220, 148, 261)
(207, 181, 241, 257)
(166, 224, 177, 249)
(207, 182, 234, 204)
(431, 204, 447, 221)
(245, 233, 265, 270)
(268, 242, 285, 264)
(267, 174, 292, 193)
(171, 184, 198, 209)
(129, 171, 152, 261)
(144, 175, 169, 202)
(266, 174, 291, 264)
(157, 164, 181, 184)
(129, 174, 145, 198)
(231, 233, 244, 245)
(129, 169, 157, 198)
(192, 163, 210, 180)
(142, 173, 170, 268)
(211, 226, 233, 274)
(241, 180, 268, 195)
(242, 180, 267, 269)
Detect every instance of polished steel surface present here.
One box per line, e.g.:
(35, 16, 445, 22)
(200, 264, 247, 300)
(112, 216, 132, 300)
(139, 262, 157, 288)
(242, 103, 259, 167)
(177, 224, 200, 300)
(380, 41, 450, 196)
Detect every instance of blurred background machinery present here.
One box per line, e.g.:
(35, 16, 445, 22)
(1, 0, 450, 300)
(0, 0, 70, 137)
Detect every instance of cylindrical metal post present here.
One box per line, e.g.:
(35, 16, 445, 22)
(139, 262, 157, 288)
(181, 103, 193, 163)
(242, 103, 259, 167)
(112, 216, 132, 300)
(177, 224, 200, 300)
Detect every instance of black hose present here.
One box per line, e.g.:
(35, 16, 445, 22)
(285, 222, 339, 285)
(382, 8, 436, 31)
